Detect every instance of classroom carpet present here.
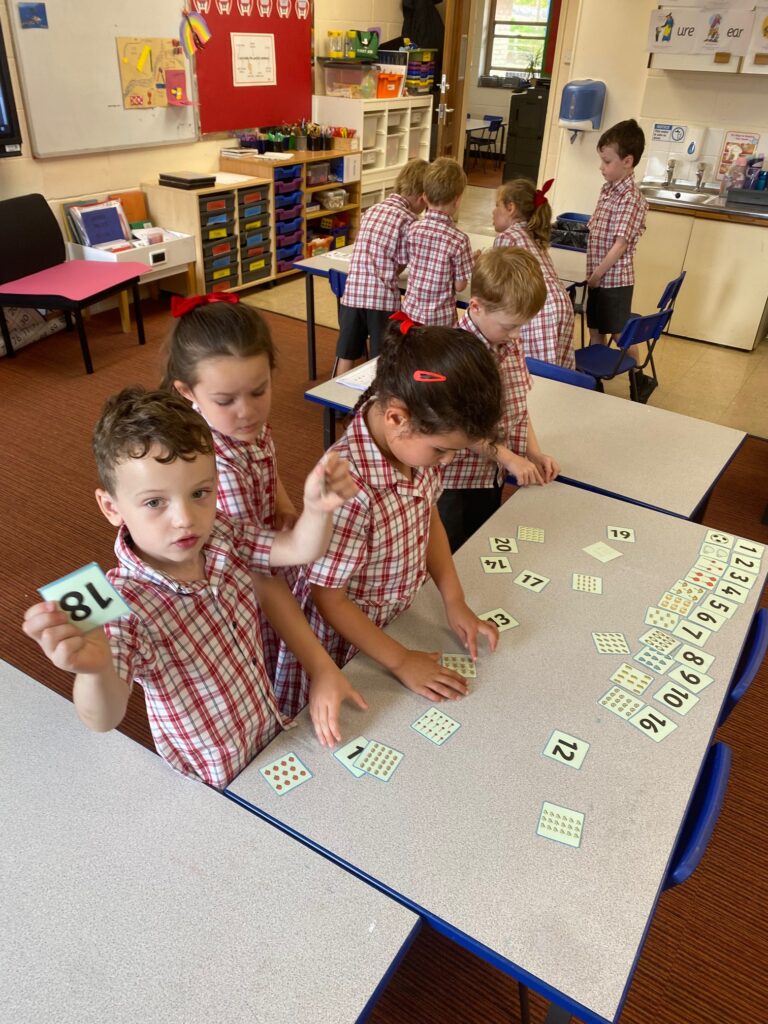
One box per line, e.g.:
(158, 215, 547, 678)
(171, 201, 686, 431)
(1, 300, 766, 1024)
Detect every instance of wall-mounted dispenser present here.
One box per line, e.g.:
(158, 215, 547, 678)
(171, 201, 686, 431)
(558, 79, 606, 143)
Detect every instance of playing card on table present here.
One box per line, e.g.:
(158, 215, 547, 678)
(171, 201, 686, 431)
(583, 541, 622, 563)
(598, 685, 645, 720)
(480, 555, 513, 574)
(411, 707, 461, 746)
(513, 569, 550, 593)
(489, 536, 518, 554)
(333, 735, 369, 777)
(733, 538, 764, 558)
(729, 552, 761, 574)
(634, 646, 675, 674)
(572, 573, 603, 594)
(721, 566, 758, 591)
(440, 653, 477, 678)
(517, 525, 545, 543)
(478, 607, 519, 632)
(542, 730, 590, 770)
(694, 556, 727, 577)
(536, 802, 585, 848)
(715, 579, 749, 603)
(592, 631, 630, 655)
(699, 594, 738, 620)
(685, 568, 718, 591)
(705, 530, 735, 549)
(658, 591, 696, 616)
(644, 606, 679, 630)
(259, 752, 313, 795)
(670, 578, 706, 602)
(653, 680, 700, 717)
(628, 706, 678, 742)
(610, 662, 653, 696)
(687, 605, 727, 633)
(674, 645, 715, 673)
(354, 740, 403, 782)
(639, 627, 680, 655)
(668, 663, 715, 692)
(606, 526, 636, 543)
(699, 542, 731, 563)
(673, 619, 712, 648)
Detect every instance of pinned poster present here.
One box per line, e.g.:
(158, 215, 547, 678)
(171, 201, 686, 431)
(695, 8, 755, 56)
(648, 8, 699, 54)
(232, 33, 276, 86)
(746, 7, 768, 62)
(718, 131, 761, 178)
(116, 37, 188, 110)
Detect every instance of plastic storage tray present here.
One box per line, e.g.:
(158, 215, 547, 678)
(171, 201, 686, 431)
(274, 164, 302, 181)
(275, 191, 303, 208)
(237, 186, 268, 205)
(276, 204, 302, 220)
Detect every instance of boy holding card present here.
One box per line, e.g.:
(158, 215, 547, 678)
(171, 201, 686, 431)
(22, 387, 366, 790)
(438, 247, 560, 552)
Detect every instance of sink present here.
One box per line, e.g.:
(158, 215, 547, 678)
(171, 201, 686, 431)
(641, 188, 716, 206)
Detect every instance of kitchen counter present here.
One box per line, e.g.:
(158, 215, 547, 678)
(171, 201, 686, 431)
(642, 189, 768, 226)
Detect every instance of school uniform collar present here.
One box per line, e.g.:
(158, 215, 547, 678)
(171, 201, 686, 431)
(113, 516, 233, 595)
(603, 174, 636, 196)
(423, 208, 455, 227)
(210, 423, 271, 463)
(347, 403, 431, 492)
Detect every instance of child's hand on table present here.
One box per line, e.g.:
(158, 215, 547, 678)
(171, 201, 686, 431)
(22, 601, 113, 675)
(308, 667, 368, 747)
(502, 451, 545, 486)
(444, 599, 499, 660)
(529, 451, 560, 484)
(391, 649, 470, 702)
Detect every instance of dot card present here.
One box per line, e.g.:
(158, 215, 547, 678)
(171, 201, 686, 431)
(687, 605, 727, 633)
(705, 530, 735, 550)
(733, 538, 764, 558)
(592, 631, 630, 655)
(333, 735, 369, 777)
(653, 680, 700, 716)
(513, 569, 550, 593)
(694, 556, 727, 577)
(583, 541, 622, 563)
(685, 568, 718, 591)
(715, 580, 749, 603)
(572, 573, 603, 594)
(478, 607, 519, 632)
(542, 730, 589, 770)
(259, 753, 313, 795)
(38, 562, 132, 633)
(480, 555, 513, 574)
(353, 740, 403, 782)
(668, 663, 715, 693)
(411, 708, 461, 746)
(440, 653, 477, 678)
(673, 645, 715, 674)
(639, 627, 680, 655)
(606, 526, 636, 543)
(700, 542, 731, 563)
(610, 662, 653, 696)
(658, 591, 696, 616)
(537, 802, 585, 848)
(670, 578, 706, 602)
(598, 686, 644, 720)
(489, 536, 518, 554)
(628, 706, 678, 742)
(729, 552, 761, 575)
(644, 606, 680, 630)
(634, 646, 674, 674)
(700, 594, 738, 620)
(673, 619, 712, 648)
(517, 525, 545, 543)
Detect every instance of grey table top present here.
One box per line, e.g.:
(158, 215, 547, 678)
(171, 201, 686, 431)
(305, 372, 745, 519)
(228, 482, 766, 1024)
(0, 661, 418, 1024)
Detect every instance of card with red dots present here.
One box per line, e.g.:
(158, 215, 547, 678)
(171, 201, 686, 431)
(259, 752, 313, 795)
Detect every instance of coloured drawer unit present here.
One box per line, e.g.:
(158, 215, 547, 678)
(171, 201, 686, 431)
(198, 192, 235, 227)
(241, 252, 272, 283)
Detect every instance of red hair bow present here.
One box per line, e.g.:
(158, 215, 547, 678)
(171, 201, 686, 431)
(389, 310, 420, 335)
(534, 178, 555, 209)
(171, 292, 239, 318)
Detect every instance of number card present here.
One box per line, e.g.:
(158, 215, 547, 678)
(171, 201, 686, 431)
(542, 731, 589, 770)
(440, 653, 477, 679)
(733, 538, 764, 558)
(634, 646, 675, 674)
(333, 735, 369, 777)
(592, 631, 630, 655)
(653, 680, 700, 716)
(700, 542, 731, 563)
(639, 627, 680, 655)
(687, 605, 726, 633)
(658, 591, 696, 616)
(610, 662, 653, 696)
(715, 580, 749, 603)
(685, 568, 718, 591)
(353, 740, 404, 782)
(644, 606, 680, 631)
(700, 594, 738, 620)
(705, 530, 735, 549)
(489, 536, 518, 554)
(259, 753, 313, 795)
(513, 570, 550, 593)
(479, 607, 519, 632)
(729, 553, 761, 573)
(572, 573, 603, 594)
(722, 566, 757, 590)
(583, 541, 622, 563)
(673, 645, 715, 673)
(480, 555, 513, 574)
(606, 526, 636, 542)
(694, 556, 727, 577)
(667, 663, 715, 692)
(670, 578, 706, 602)
(517, 525, 545, 543)
(536, 802, 585, 848)
(673, 620, 712, 648)
(38, 562, 131, 632)
(598, 685, 644, 720)
(628, 706, 677, 742)
(412, 708, 461, 746)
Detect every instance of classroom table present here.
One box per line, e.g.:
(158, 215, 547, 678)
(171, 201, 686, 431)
(295, 236, 586, 379)
(304, 369, 745, 519)
(0, 660, 419, 1024)
(226, 482, 767, 1024)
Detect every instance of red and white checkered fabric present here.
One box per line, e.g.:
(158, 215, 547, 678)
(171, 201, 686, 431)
(587, 176, 648, 287)
(402, 210, 474, 326)
(341, 193, 415, 311)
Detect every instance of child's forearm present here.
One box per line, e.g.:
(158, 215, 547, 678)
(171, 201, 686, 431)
(274, 476, 298, 517)
(311, 584, 410, 674)
(253, 575, 338, 678)
(268, 505, 332, 567)
(426, 508, 465, 609)
(526, 417, 544, 460)
(73, 666, 129, 732)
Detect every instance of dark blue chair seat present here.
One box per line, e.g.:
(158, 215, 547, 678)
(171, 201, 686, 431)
(575, 309, 672, 401)
(717, 607, 767, 728)
(526, 356, 597, 389)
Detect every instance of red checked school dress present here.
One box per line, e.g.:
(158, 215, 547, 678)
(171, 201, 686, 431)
(272, 405, 442, 718)
(493, 223, 576, 369)
(587, 176, 648, 287)
(104, 517, 287, 790)
(402, 209, 474, 327)
(342, 193, 416, 312)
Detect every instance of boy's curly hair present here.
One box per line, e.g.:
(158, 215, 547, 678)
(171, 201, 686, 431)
(471, 247, 547, 321)
(598, 119, 645, 167)
(424, 157, 467, 206)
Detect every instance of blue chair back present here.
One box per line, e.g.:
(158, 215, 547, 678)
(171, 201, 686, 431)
(526, 356, 596, 389)
(328, 268, 346, 300)
(718, 607, 768, 728)
(616, 309, 672, 351)
(664, 741, 732, 889)
(657, 271, 686, 312)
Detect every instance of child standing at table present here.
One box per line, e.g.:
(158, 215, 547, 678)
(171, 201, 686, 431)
(438, 247, 560, 552)
(493, 177, 576, 369)
(273, 318, 503, 718)
(334, 158, 428, 377)
(402, 157, 474, 327)
(22, 387, 366, 790)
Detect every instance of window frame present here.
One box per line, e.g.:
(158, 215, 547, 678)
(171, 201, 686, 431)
(483, 0, 551, 79)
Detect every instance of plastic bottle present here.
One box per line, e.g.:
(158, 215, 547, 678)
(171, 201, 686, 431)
(729, 156, 748, 191)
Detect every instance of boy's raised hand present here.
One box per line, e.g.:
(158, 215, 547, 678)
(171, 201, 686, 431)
(22, 601, 113, 676)
(444, 598, 499, 661)
(303, 452, 359, 512)
(308, 667, 368, 747)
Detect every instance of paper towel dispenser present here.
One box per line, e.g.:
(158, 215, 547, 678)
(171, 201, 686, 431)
(558, 79, 606, 133)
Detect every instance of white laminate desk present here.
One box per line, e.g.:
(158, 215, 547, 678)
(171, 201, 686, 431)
(305, 369, 745, 520)
(227, 483, 767, 1024)
(0, 662, 419, 1024)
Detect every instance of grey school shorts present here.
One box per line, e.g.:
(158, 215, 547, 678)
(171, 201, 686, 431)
(586, 285, 634, 336)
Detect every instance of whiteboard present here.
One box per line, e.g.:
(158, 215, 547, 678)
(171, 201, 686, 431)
(9, 0, 197, 158)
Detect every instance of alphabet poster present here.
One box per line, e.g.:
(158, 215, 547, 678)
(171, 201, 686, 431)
(647, 7, 755, 55)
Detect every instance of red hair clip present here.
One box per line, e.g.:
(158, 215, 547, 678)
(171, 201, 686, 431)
(171, 292, 239, 318)
(413, 370, 447, 383)
(389, 310, 420, 335)
(534, 177, 555, 209)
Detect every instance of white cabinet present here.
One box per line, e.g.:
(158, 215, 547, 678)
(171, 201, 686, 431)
(633, 210, 693, 313)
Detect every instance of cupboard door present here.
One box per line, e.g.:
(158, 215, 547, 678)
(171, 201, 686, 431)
(633, 211, 693, 315)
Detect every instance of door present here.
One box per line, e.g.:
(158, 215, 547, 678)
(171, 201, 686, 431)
(435, 0, 473, 160)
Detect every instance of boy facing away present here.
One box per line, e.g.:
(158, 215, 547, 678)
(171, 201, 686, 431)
(334, 158, 428, 377)
(22, 387, 365, 790)
(401, 157, 474, 328)
(586, 118, 650, 395)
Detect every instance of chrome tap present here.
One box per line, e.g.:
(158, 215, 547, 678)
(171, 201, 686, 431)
(663, 158, 677, 187)
(695, 162, 708, 189)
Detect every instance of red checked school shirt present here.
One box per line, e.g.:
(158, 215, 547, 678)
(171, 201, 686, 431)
(493, 224, 576, 369)
(402, 210, 474, 326)
(441, 311, 531, 490)
(272, 405, 442, 718)
(342, 193, 416, 311)
(104, 516, 287, 790)
(587, 176, 648, 288)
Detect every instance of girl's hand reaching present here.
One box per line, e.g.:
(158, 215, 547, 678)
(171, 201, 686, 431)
(303, 452, 358, 512)
(444, 599, 499, 660)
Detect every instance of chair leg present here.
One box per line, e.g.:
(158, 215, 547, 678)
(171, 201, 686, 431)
(131, 282, 146, 346)
(74, 309, 94, 374)
(64, 311, 74, 332)
(518, 982, 531, 1024)
(0, 308, 15, 358)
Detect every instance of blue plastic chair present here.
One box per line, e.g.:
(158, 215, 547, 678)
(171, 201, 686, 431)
(468, 115, 504, 168)
(525, 356, 596, 389)
(575, 308, 671, 401)
(717, 607, 768, 728)
(657, 270, 686, 313)
(663, 741, 732, 890)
